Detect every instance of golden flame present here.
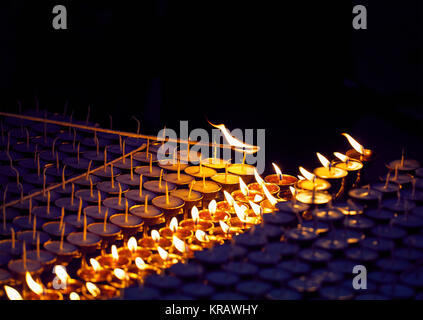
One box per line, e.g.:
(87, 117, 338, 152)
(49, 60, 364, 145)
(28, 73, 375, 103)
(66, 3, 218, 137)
(342, 133, 364, 154)
(173, 235, 186, 253)
(272, 163, 283, 179)
(261, 185, 276, 206)
(157, 246, 169, 260)
(289, 186, 296, 197)
(249, 201, 262, 216)
(195, 229, 209, 242)
(113, 268, 127, 281)
(135, 257, 146, 270)
(239, 177, 249, 196)
(151, 230, 160, 242)
(127, 237, 137, 252)
(208, 121, 259, 154)
(316, 153, 330, 168)
(4, 286, 23, 300)
(334, 152, 349, 162)
(26, 272, 43, 295)
(86, 282, 100, 297)
(69, 292, 80, 300)
(223, 190, 235, 206)
(54, 265, 70, 284)
(253, 168, 265, 185)
(234, 202, 247, 222)
(111, 245, 119, 261)
(169, 217, 179, 232)
(208, 200, 217, 215)
(219, 220, 230, 234)
(299, 167, 315, 181)
(297, 175, 305, 180)
(191, 206, 199, 223)
(90, 258, 101, 271)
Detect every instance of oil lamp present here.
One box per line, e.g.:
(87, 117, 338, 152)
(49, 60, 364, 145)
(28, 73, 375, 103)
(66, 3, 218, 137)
(147, 246, 182, 270)
(109, 201, 144, 241)
(179, 206, 213, 232)
(26, 234, 57, 268)
(151, 182, 185, 223)
(198, 200, 230, 222)
(248, 168, 280, 196)
(109, 267, 134, 289)
(96, 245, 131, 270)
(46, 265, 83, 296)
(314, 153, 348, 199)
(231, 177, 264, 204)
(97, 165, 130, 195)
(208, 220, 242, 241)
(135, 155, 162, 178)
(333, 152, 364, 188)
(296, 167, 331, 191)
(117, 237, 152, 261)
(184, 163, 217, 179)
(82, 281, 120, 300)
(143, 170, 177, 194)
(295, 190, 332, 206)
(124, 174, 157, 203)
(265, 163, 299, 196)
(138, 229, 172, 251)
(160, 217, 193, 240)
(24, 272, 63, 300)
(171, 235, 193, 260)
(77, 258, 112, 283)
(342, 133, 373, 162)
(127, 257, 159, 281)
(190, 176, 222, 207)
(67, 212, 102, 255)
(164, 159, 195, 186)
(229, 202, 260, 229)
(130, 197, 164, 235)
(8, 242, 43, 279)
(43, 227, 79, 265)
(87, 210, 121, 253)
(158, 158, 189, 172)
(170, 184, 203, 219)
(211, 168, 240, 193)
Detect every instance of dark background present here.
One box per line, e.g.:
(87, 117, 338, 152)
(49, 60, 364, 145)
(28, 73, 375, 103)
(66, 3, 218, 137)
(0, 0, 421, 177)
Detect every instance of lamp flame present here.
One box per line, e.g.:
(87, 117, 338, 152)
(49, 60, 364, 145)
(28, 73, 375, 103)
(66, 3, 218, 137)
(223, 191, 235, 206)
(208, 200, 217, 215)
(191, 206, 199, 224)
(90, 258, 101, 271)
(169, 217, 179, 232)
(151, 230, 160, 242)
(239, 177, 249, 196)
(289, 186, 296, 197)
(127, 237, 137, 252)
(157, 246, 169, 260)
(135, 257, 146, 270)
(334, 152, 349, 162)
(253, 168, 265, 185)
(297, 175, 305, 180)
(316, 153, 330, 169)
(299, 167, 315, 181)
(195, 230, 209, 242)
(173, 235, 187, 253)
(208, 121, 259, 154)
(272, 163, 283, 180)
(111, 245, 119, 261)
(4, 286, 23, 300)
(54, 265, 70, 284)
(249, 201, 262, 216)
(219, 220, 230, 234)
(234, 202, 247, 222)
(26, 272, 43, 296)
(342, 133, 364, 155)
(113, 268, 127, 281)
(69, 292, 80, 300)
(86, 282, 100, 297)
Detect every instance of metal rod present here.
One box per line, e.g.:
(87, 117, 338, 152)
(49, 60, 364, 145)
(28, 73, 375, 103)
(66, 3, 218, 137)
(0, 111, 239, 150)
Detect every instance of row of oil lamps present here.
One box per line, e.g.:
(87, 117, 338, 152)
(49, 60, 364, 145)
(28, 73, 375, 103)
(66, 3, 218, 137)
(2, 132, 373, 300)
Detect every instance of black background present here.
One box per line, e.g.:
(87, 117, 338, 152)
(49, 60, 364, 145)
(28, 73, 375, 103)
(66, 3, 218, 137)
(0, 0, 421, 177)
